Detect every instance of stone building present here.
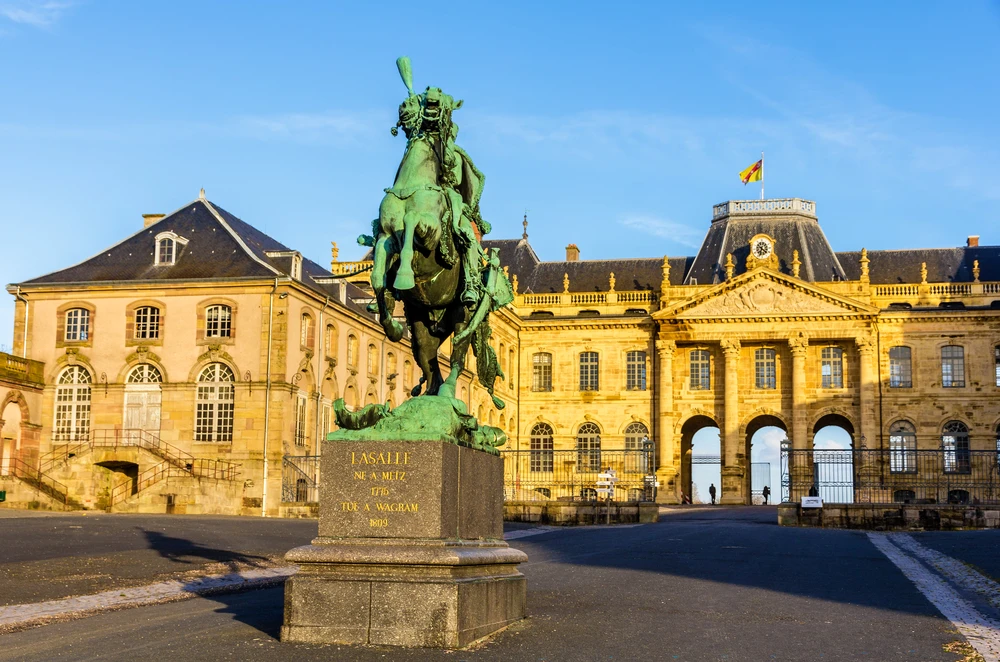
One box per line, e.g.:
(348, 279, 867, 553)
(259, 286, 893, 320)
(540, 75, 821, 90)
(4, 193, 999, 511)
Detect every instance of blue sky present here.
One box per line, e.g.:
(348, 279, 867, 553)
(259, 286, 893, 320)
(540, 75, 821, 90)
(1, 1, 999, 349)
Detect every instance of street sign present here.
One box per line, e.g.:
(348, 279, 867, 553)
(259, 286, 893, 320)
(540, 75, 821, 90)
(596, 488, 613, 496)
(597, 472, 617, 482)
(595, 480, 614, 486)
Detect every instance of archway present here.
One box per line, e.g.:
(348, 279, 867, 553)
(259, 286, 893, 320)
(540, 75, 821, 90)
(680, 415, 720, 504)
(813, 413, 855, 503)
(745, 415, 787, 506)
(1, 399, 23, 474)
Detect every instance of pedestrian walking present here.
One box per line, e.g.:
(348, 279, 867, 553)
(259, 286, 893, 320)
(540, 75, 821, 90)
(762, 485, 771, 505)
(708, 483, 717, 505)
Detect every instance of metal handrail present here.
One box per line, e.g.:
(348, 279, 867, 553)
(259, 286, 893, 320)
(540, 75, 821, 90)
(9, 458, 73, 510)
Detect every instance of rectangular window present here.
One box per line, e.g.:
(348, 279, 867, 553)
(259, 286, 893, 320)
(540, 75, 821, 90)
(943, 436, 970, 473)
(532, 353, 552, 392)
(579, 352, 599, 391)
(626, 351, 646, 390)
(821, 347, 843, 388)
(941, 346, 965, 388)
(754, 348, 776, 389)
(294, 394, 307, 447)
(205, 305, 232, 338)
(889, 347, 912, 388)
(65, 308, 90, 341)
(689, 349, 711, 390)
(322, 403, 333, 436)
(134, 306, 160, 340)
(889, 433, 916, 473)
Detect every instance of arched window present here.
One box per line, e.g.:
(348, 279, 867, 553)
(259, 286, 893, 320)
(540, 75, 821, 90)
(626, 351, 646, 390)
(499, 343, 506, 374)
(195, 363, 235, 442)
(889, 347, 912, 388)
(576, 422, 601, 471)
(133, 306, 160, 340)
(690, 349, 710, 390)
(344, 385, 358, 411)
(54, 366, 91, 442)
(821, 347, 843, 388)
(300, 313, 314, 349)
(530, 423, 554, 472)
(889, 420, 916, 473)
(499, 414, 506, 431)
(532, 352, 552, 392)
(368, 344, 378, 375)
(624, 421, 650, 472)
(386, 352, 397, 380)
(994, 345, 1000, 387)
(941, 346, 965, 388)
(404, 360, 413, 389)
(127, 364, 162, 383)
(347, 335, 358, 368)
(64, 308, 90, 342)
(325, 324, 337, 358)
(942, 420, 970, 473)
(294, 392, 307, 447)
(157, 237, 175, 265)
(579, 352, 599, 391)
(205, 305, 231, 338)
(477, 404, 485, 421)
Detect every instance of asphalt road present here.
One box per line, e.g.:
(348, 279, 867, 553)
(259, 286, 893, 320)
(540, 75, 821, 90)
(0, 507, 980, 661)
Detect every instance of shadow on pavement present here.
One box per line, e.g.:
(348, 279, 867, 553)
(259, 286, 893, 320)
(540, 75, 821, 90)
(141, 528, 272, 571)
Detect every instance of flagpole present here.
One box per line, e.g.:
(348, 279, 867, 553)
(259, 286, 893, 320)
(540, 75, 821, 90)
(761, 151, 765, 200)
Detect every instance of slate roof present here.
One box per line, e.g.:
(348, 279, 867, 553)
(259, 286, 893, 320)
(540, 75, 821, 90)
(838, 247, 1000, 284)
(14, 198, 379, 319)
(684, 214, 847, 285)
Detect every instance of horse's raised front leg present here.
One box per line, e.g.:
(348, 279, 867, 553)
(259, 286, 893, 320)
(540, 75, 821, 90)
(394, 211, 418, 291)
(370, 232, 393, 293)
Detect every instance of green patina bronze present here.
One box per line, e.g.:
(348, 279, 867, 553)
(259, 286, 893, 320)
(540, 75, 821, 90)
(331, 57, 512, 454)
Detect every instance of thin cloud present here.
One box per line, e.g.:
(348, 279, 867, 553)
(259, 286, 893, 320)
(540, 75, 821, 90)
(619, 215, 703, 248)
(233, 111, 389, 144)
(0, 0, 75, 28)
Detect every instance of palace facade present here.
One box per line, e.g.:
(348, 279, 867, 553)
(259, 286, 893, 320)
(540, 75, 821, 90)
(3, 193, 999, 512)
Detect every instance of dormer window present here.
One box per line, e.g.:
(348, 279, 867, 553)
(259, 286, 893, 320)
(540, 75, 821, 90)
(154, 231, 189, 266)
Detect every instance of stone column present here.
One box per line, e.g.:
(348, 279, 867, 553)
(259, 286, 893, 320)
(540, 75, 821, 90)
(856, 333, 879, 501)
(788, 334, 811, 502)
(656, 339, 678, 503)
(720, 339, 743, 504)
(855, 334, 876, 445)
(788, 334, 809, 451)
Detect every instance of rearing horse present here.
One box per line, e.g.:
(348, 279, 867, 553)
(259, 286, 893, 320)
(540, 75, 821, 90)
(369, 131, 472, 401)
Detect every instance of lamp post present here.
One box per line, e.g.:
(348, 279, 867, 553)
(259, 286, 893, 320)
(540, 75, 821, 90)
(641, 435, 656, 501)
(780, 438, 791, 503)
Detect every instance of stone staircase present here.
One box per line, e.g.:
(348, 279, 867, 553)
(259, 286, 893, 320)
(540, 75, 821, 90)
(5, 458, 84, 510)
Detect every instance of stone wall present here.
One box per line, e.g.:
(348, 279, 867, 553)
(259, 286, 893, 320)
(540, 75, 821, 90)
(504, 500, 658, 525)
(778, 503, 1000, 530)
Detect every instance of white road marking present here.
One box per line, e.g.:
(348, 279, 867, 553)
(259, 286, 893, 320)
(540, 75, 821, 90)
(868, 533, 1000, 662)
(0, 566, 296, 630)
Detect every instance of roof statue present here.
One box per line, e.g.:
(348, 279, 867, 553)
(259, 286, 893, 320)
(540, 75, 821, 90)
(333, 57, 513, 453)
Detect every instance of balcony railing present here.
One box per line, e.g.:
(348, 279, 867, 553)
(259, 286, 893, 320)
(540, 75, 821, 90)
(781, 448, 1000, 505)
(712, 198, 816, 220)
(501, 448, 653, 502)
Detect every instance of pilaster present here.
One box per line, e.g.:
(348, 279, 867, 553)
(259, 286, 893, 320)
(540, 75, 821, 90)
(655, 338, 679, 503)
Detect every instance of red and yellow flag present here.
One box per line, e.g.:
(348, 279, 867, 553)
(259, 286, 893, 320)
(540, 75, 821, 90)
(739, 159, 763, 184)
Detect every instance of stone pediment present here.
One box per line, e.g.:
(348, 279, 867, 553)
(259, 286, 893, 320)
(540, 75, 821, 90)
(659, 270, 876, 319)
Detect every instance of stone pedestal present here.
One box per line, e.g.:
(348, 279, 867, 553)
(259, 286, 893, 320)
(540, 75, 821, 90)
(281, 440, 527, 648)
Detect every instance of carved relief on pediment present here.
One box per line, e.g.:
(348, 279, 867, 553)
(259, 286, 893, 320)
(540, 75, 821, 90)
(681, 280, 847, 317)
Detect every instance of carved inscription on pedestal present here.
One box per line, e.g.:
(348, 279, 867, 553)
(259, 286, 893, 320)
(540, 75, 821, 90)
(319, 441, 456, 539)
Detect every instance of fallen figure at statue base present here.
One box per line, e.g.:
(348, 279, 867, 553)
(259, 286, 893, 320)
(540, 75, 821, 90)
(329, 395, 507, 455)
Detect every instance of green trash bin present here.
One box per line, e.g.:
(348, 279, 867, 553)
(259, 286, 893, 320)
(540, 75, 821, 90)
(0, 490, 6, 502)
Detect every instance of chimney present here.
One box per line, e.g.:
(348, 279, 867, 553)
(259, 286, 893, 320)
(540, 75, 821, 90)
(967, 235, 979, 247)
(566, 243, 580, 262)
(143, 213, 165, 228)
